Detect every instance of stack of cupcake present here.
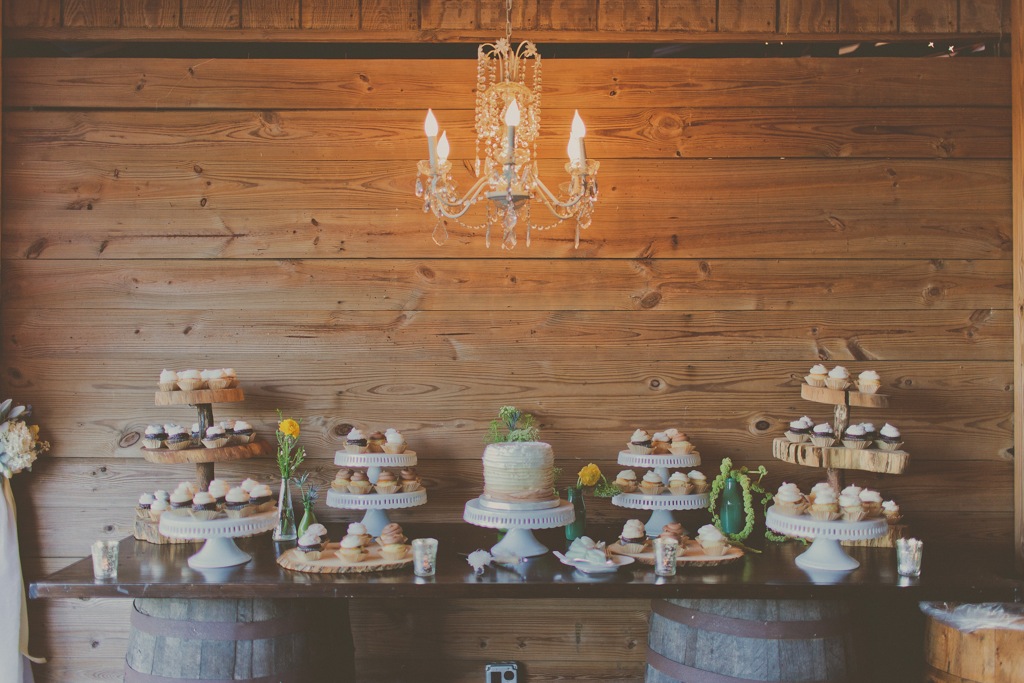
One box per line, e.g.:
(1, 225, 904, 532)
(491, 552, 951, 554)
(141, 478, 275, 522)
(331, 467, 422, 495)
(342, 427, 407, 454)
(626, 428, 695, 455)
(158, 368, 238, 392)
(803, 364, 882, 395)
(143, 419, 256, 450)
(613, 468, 707, 496)
(773, 481, 900, 524)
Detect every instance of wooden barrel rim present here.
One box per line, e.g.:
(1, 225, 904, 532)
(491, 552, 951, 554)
(651, 599, 849, 640)
(124, 669, 300, 683)
(646, 649, 843, 683)
(130, 602, 305, 640)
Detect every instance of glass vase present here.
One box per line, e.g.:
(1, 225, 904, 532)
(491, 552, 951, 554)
(298, 503, 317, 537)
(273, 477, 297, 541)
(564, 486, 587, 542)
(720, 476, 744, 535)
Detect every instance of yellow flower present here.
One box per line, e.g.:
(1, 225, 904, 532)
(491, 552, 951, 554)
(578, 463, 601, 487)
(278, 419, 300, 438)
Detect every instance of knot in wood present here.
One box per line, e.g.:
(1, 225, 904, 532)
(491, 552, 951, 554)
(119, 432, 141, 448)
(333, 423, 353, 438)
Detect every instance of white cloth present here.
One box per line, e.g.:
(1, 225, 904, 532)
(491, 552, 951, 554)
(1, 478, 39, 682)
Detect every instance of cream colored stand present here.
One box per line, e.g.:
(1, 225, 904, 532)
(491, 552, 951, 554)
(327, 450, 427, 536)
(613, 451, 707, 537)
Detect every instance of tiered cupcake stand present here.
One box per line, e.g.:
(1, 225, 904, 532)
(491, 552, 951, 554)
(326, 450, 427, 537)
(160, 510, 278, 569)
(765, 506, 886, 571)
(611, 451, 708, 537)
(463, 497, 575, 558)
(137, 387, 267, 544)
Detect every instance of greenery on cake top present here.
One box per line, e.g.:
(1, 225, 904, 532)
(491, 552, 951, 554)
(485, 405, 540, 443)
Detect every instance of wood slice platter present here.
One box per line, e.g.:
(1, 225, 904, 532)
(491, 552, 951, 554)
(142, 440, 266, 465)
(608, 540, 744, 568)
(277, 543, 412, 574)
(772, 438, 909, 474)
(800, 383, 888, 409)
(134, 517, 194, 544)
(155, 388, 244, 406)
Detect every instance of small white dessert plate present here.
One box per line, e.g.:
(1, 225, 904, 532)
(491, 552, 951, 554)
(554, 552, 635, 574)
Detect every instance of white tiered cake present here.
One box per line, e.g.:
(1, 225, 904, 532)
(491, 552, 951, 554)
(480, 441, 559, 510)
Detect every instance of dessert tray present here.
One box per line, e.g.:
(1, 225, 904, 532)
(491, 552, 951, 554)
(614, 451, 707, 537)
(463, 498, 575, 558)
(159, 509, 277, 569)
(277, 543, 413, 574)
(766, 506, 887, 572)
(608, 540, 745, 567)
(330, 450, 427, 536)
(554, 551, 635, 574)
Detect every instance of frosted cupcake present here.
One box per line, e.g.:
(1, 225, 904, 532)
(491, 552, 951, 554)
(859, 422, 877, 442)
(399, 467, 422, 493)
(877, 423, 903, 451)
(826, 365, 851, 391)
(367, 431, 387, 453)
(165, 424, 192, 450)
(842, 423, 870, 450)
(158, 369, 179, 392)
(774, 483, 807, 516)
(377, 522, 407, 547)
(202, 425, 229, 449)
(345, 428, 369, 454)
(336, 535, 366, 564)
(222, 368, 238, 388)
(207, 479, 230, 507)
(857, 370, 881, 394)
(808, 488, 841, 521)
(143, 424, 167, 449)
(805, 364, 829, 388)
(383, 428, 407, 454)
(613, 470, 638, 493)
(687, 470, 708, 493)
(249, 484, 275, 513)
(808, 482, 834, 505)
(785, 418, 812, 443)
(380, 542, 410, 561)
(189, 423, 202, 446)
(347, 470, 372, 495)
(651, 431, 671, 454)
(669, 432, 695, 455)
(137, 492, 156, 519)
(810, 423, 836, 448)
(859, 489, 883, 518)
(232, 420, 255, 444)
(668, 471, 693, 495)
(639, 470, 665, 496)
(177, 368, 204, 392)
(332, 468, 353, 490)
(224, 487, 253, 518)
(660, 522, 686, 543)
(346, 523, 373, 546)
(169, 489, 193, 517)
(149, 499, 169, 521)
(374, 470, 401, 495)
(628, 429, 653, 455)
(840, 493, 865, 521)
(206, 368, 232, 391)
(190, 491, 220, 520)
(296, 532, 325, 561)
(618, 519, 649, 554)
(882, 500, 902, 525)
(240, 478, 260, 493)
(696, 524, 729, 556)
(154, 490, 170, 503)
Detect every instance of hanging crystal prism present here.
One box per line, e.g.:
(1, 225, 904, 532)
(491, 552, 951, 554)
(432, 219, 448, 246)
(415, 178, 423, 197)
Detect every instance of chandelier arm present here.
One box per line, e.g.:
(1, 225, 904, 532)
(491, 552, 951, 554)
(427, 173, 492, 220)
(531, 176, 589, 213)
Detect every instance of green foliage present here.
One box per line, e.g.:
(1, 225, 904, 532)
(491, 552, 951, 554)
(293, 472, 319, 508)
(708, 458, 787, 545)
(485, 405, 540, 443)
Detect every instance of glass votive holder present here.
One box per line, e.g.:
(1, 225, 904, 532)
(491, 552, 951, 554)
(412, 538, 438, 577)
(653, 537, 679, 577)
(91, 540, 119, 580)
(896, 538, 923, 577)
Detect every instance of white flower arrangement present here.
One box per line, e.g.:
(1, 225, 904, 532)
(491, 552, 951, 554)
(0, 399, 48, 479)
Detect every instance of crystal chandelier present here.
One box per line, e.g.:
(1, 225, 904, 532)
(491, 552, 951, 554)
(416, 1, 599, 250)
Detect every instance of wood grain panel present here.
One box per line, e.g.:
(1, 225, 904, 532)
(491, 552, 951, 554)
(5, 309, 1010, 362)
(598, 0, 657, 31)
(181, 0, 239, 28)
(959, 0, 1008, 32)
(240, 0, 299, 28)
(420, 0, 477, 29)
(536, 0, 598, 30)
(900, 0, 957, 32)
(360, 0, 418, 30)
(837, 0, 897, 32)
(657, 0, 716, 31)
(2, 0, 59, 26)
(1012, 0, 1023, 567)
(63, 0, 121, 27)
(719, 0, 776, 32)
(5, 58, 1010, 109)
(122, 0, 180, 28)
(780, 0, 838, 32)
(300, 0, 359, 29)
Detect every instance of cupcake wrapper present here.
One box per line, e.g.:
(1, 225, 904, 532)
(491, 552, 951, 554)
(825, 378, 851, 391)
(401, 481, 422, 493)
(189, 509, 222, 521)
(347, 483, 373, 495)
(148, 510, 164, 522)
(619, 542, 648, 555)
(382, 443, 407, 454)
(884, 514, 903, 526)
(690, 482, 709, 494)
(142, 438, 164, 450)
(336, 549, 366, 564)
(699, 542, 729, 556)
(669, 442, 695, 455)
(331, 481, 351, 491)
(784, 431, 809, 444)
(856, 382, 881, 394)
(166, 440, 193, 451)
(158, 382, 178, 392)
(169, 507, 192, 517)
(202, 437, 230, 449)
(374, 483, 401, 495)
(615, 482, 638, 493)
(809, 509, 841, 521)
(298, 549, 324, 561)
(627, 444, 654, 455)
(810, 436, 836, 448)
(842, 509, 867, 522)
(177, 379, 205, 391)
(206, 378, 232, 390)
(367, 442, 385, 454)
(233, 433, 255, 445)
(775, 500, 808, 517)
(804, 375, 827, 388)
(639, 484, 665, 496)
(380, 546, 409, 561)
(225, 507, 254, 519)
(842, 439, 870, 450)
(862, 503, 883, 518)
(257, 501, 276, 514)
(345, 444, 369, 454)
(876, 441, 903, 452)
(652, 443, 672, 454)
(669, 483, 694, 496)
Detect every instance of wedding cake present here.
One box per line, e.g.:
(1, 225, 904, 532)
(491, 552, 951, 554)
(481, 441, 558, 508)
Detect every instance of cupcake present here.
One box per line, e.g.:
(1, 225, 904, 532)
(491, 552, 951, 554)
(785, 418, 812, 443)
(639, 470, 665, 496)
(669, 432, 695, 455)
(149, 499, 169, 521)
(219, 420, 236, 443)
(223, 367, 238, 388)
(346, 522, 373, 546)
(805, 364, 829, 388)
(807, 482, 834, 505)
(374, 470, 401, 495)
(687, 470, 708, 493)
(332, 468, 353, 491)
(659, 522, 686, 543)
(613, 469, 638, 493)
(143, 424, 167, 450)
(296, 532, 325, 560)
(336, 535, 366, 564)
(377, 522, 407, 546)
(202, 425, 229, 449)
(627, 429, 653, 455)
(158, 369, 179, 392)
(249, 483, 275, 513)
(696, 524, 729, 556)
(137, 492, 155, 519)
(651, 431, 671, 454)
(176, 481, 198, 498)
(165, 424, 192, 451)
(189, 422, 202, 446)
(882, 500, 902, 525)
(306, 523, 328, 538)
(380, 543, 410, 561)
(857, 370, 881, 394)
(810, 423, 836, 448)
(206, 368, 232, 391)
(240, 478, 260, 493)
(347, 470, 373, 495)
(177, 368, 204, 392)
(859, 489, 883, 518)
(366, 431, 386, 453)
(826, 365, 851, 391)
(154, 490, 170, 503)
(383, 428, 407, 454)
(345, 428, 369, 454)
(190, 491, 220, 520)
(841, 484, 863, 500)
(774, 483, 807, 516)
(207, 479, 230, 507)
(399, 467, 422, 492)
(842, 423, 870, 450)
(169, 489, 193, 517)
(840, 493, 865, 521)
(667, 471, 693, 495)
(618, 519, 649, 554)
(877, 423, 903, 451)
(808, 488, 841, 521)
(232, 420, 255, 444)
(224, 487, 253, 518)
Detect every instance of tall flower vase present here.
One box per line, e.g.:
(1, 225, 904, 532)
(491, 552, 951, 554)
(564, 487, 587, 543)
(298, 504, 317, 537)
(720, 476, 744, 535)
(273, 478, 297, 541)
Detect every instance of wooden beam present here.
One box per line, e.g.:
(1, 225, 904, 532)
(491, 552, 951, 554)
(1012, 0, 1023, 569)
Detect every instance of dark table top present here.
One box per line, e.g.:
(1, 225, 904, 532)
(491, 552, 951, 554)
(30, 523, 1023, 602)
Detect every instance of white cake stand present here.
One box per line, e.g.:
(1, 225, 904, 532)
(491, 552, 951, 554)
(329, 450, 427, 536)
(618, 450, 702, 484)
(463, 498, 575, 558)
(765, 506, 887, 572)
(615, 451, 705, 536)
(159, 510, 277, 569)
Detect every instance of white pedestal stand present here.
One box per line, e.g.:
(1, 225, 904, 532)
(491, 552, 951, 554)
(159, 510, 277, 569)
(463, 498, 575, 558)
(328, 451, 427, 536)
(615, 451, 705, 536)
(766, 506, 887, 572)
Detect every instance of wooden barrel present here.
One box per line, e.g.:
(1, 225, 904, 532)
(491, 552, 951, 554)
(923, 603, 1024, 683)
(124, 597, 331, 682)
(646, 598, 855, 682)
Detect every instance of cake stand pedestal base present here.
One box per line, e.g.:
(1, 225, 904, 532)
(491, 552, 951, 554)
(463, 498, 574, 559)
(491, 528, 550, 558)
(359, 508, 391, 537)
(188, 537, 252, 569)
(644, 509, 677, 538)
(794, 538, 862, 572)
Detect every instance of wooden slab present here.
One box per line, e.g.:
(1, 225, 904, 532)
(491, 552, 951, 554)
(773, 438, 909, 474)
(608, 540, 744, 567)
(133, 517, 195, 544)
(141, 440, 266, 464)
(801, 383, 890, 408)
(277, 543, 412, 573)
(154, 387, 244, 405)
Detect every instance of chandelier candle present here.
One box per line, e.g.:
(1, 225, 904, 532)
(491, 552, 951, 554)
(424, 109, 438, 172)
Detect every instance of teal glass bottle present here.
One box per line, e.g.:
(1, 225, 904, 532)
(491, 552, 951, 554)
(720, 477, 744, 535)
(564, 487, 587, 542)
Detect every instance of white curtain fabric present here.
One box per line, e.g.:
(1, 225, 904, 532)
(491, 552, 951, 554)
(2, 478, 38, 683)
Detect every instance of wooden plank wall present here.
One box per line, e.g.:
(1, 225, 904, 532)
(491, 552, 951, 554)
(0, 1, 1014, 681)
